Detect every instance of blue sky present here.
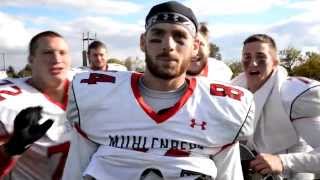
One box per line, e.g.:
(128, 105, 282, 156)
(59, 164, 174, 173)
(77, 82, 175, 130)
(0, 0, 319, 70)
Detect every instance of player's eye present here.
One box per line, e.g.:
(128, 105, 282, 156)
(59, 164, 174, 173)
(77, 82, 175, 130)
(256, 54, 266, 60)
(43, 50, 53, 55)
(242, 54, 251, 62)
(149, 39, 161, 43)
(256, 54, 267, 64)
(59, 50, 67, 56)
(173, 31, 187, 45)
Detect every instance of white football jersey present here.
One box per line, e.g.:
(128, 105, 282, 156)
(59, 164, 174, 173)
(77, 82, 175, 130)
(233, 70, 320, 178)
(0, 71, 7, 79)
(281, 76, 320, 119)
(63, 71, 254, 180)
(279, 77, 320, 176)
(0, 78, 72, 180)
(107, 63, 128, 71)
(71, 63, 128, 75)
(199, 58, 233, 83)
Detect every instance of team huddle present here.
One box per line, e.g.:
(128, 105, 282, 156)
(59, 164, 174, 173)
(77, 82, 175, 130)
(0, 1, 320, 180)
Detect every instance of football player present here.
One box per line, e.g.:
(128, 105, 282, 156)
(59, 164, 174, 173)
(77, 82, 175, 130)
(87, 40, 127, 71)
(187, 22, 233, 83)
(63, 1, 255, 180)
(233, 34, 320, 179)
(0, 31, 72, 180)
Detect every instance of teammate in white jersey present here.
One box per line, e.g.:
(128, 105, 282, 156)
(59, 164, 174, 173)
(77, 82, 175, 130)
(63, 1, 255, 180)
(0, 31, 72, 180)
(73, 40, 127, 75)
(87, 40, 127, 71)
(0, 71, 7, 79)
(187, 22, 233, 83)
(232, 34, 320, 179)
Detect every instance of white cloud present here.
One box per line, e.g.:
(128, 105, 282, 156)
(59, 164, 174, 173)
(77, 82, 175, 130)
(287, 0, 320, 10)
(185, 0, 289, 16)
(0, 0, 142, 15)
(215, 17, 320, 61)
(65, 16, 143, 36)
(203, 0, 320, 60)
(301, 46, 319, 54)
(49, 15, 144, 66)
(0, 12, 37, 70)
(0, 12, 31, 51)
(0, 5, 146, 69)
(1, 0, 319, 69)
(267, 0, 320, 24)
(208, 23, 264, 38)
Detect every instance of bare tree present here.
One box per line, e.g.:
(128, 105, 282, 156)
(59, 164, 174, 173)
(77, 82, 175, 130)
(279, 47, 303, 75)
(209, 43, 222, 60)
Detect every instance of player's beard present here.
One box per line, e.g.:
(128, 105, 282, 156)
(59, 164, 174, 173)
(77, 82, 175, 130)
(145, 51, 190, 80)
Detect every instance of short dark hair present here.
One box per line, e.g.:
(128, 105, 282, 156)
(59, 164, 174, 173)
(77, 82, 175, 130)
(243, 34, 277, 51)
(28, 31, 63, 56)
(88, 40, 107, 54)
(198, 22, 209, 40)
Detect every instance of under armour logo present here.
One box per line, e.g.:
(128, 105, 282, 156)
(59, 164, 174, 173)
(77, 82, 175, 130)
(163, 14, 169, 20)
(190, 119, 207, 130)
(173, 14, 179, 21)
(151, 16, 157, 23)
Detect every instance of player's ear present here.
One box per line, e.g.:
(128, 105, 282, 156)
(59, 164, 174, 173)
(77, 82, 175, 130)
(192, 35, 200, 57)
(28, 55, 33, 64)
(140, 33, 146, 52)
(272, 52, 280, 67)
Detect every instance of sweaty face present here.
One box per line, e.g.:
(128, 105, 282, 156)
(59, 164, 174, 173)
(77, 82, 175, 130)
(29, 36, 71, 87)
(187, 33, 209, 76)
(88, 47, 108, 71)
(142, 23, 198, 80)
(242, 42, 278, 92)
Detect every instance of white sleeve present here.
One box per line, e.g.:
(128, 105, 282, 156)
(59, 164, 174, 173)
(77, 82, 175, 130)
(216, 61, 233, 82)
(286, 78, 320, 120)
(279, 116, 320, 173)
(280, 151, 320, 174)
(221, 62, 233, 82)
(62, 128, 98, 180)
(62, 82, 98, 180)
(213, 142, 244, 180)
(236, 101, 255, 141)
(207, 59, 233, 83)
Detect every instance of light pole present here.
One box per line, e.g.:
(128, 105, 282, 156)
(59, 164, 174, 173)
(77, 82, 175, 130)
(82, 32, 96, 67)
(0, 52, 5, 71)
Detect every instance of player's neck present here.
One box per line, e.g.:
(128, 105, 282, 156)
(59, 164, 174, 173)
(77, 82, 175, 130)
(142, 71, 187, 91)
(90, 64, 107, 71)
(29, 78, 68, 104)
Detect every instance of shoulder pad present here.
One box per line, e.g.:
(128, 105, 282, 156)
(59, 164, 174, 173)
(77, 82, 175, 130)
(281, 77, 320, 119)
(108, 63, 128, 71)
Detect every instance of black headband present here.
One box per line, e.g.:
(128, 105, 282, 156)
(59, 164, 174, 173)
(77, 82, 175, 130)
(145, 12, 196, 36)
(145, 1, 198, 36)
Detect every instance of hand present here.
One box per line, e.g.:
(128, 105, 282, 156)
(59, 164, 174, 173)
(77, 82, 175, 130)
(250, 153, 284, 175)
(4, 106, 54, 156)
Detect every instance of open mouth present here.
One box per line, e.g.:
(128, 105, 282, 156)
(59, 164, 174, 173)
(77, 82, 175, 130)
(249, 71, 260, 75)
(191, 56, 200, 62)
(50, 67, 64, 75)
